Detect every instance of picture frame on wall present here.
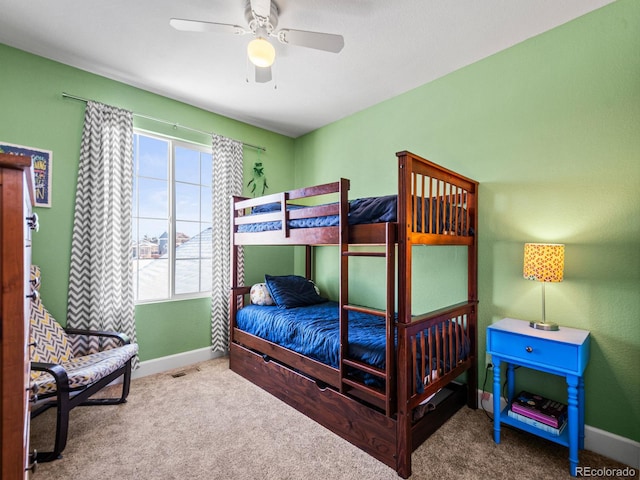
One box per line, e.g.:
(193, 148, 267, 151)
(0, 142, 53, 207)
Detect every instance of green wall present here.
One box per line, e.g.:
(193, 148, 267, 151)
(294, 0, 639, 442)
(0, 43, 296, 361)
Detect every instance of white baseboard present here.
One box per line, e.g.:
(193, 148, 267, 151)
(584, 424, 640, 470)
(133, 347, 226, 379)
(477, 390, 640, 469)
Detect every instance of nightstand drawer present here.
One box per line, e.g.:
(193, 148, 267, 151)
(488, 329, 579, 372)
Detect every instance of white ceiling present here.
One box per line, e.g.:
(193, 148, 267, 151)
(0, 0, 613, 138)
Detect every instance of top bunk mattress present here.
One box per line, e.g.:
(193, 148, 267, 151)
(237, 194, 471, 235)
(237, 194, 397, 233)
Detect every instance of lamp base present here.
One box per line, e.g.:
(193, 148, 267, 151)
(529, 321, 559, 331)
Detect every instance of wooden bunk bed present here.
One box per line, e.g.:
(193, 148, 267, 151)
(229, 151, 478, 478)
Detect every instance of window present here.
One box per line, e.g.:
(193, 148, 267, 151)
(132, 131, 212, 302)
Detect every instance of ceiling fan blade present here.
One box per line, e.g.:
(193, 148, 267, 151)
(250, 0, 272, 19)
(170, 18, 246, 35)
(255, 66, 272, 83)
(276, 29, 344, 53)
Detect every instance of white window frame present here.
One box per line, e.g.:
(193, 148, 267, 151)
(132, 129, 212, 304)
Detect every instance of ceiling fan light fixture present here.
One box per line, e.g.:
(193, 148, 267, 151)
(247, 37, 275, 67)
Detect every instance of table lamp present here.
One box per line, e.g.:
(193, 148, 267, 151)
(523, 243, 565, 331)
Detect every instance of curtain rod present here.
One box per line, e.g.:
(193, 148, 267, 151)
(61, 92, 266, 153)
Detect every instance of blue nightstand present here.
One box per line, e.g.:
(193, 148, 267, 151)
(487, 318, 590, 476)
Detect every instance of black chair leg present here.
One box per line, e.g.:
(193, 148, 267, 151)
(36, 392, 69, 462)
(120, 360, 132, 401)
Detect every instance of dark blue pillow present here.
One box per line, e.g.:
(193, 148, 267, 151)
(264, 274, 327, 309)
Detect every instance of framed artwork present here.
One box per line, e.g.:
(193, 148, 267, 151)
(0, 142, 53, 207)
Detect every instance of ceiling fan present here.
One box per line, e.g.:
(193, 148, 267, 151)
(170, 0, 345, 83)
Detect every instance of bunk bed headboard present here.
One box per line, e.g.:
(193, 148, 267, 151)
(396, 151, 478, 246)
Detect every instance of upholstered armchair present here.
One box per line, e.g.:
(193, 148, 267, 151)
(29, 265, 138, 462)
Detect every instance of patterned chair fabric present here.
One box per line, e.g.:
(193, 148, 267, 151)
(30, 266, 73, 378)
(29, 265, 138, 462)
(32, 344, 139, 396)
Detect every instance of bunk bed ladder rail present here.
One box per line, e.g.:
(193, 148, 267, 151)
(339, 220, 397, 416)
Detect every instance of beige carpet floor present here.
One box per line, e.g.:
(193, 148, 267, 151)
(30, 357, 633, 480)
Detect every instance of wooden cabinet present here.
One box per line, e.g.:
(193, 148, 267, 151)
(0, 153, 36, 479)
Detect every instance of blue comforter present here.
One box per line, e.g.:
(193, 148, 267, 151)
(236, 301, 387, 369)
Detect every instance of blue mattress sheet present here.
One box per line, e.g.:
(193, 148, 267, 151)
(235, 301, 469, 390)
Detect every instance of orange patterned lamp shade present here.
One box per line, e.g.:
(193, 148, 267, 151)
(523, 243, 565, 283)
(523, 243, 565, 331)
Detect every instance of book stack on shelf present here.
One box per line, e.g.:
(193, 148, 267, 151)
(508, 391, 568, 436)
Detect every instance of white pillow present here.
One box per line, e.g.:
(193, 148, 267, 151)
(250, 283, 275, 306)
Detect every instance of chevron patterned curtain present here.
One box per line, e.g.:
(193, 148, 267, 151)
(211, 134, 244, 352)
(67, 101, 138, 367)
